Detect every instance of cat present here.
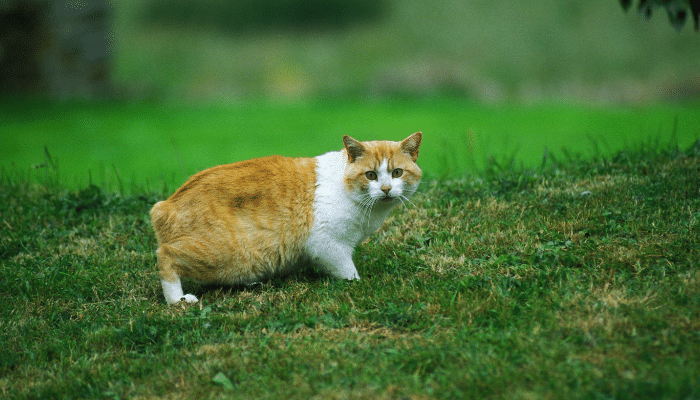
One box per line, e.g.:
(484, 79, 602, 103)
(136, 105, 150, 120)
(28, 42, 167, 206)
(150, 132, 422, 304)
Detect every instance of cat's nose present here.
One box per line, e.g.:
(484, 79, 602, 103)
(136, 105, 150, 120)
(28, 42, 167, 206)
(381, 185, 391, 194)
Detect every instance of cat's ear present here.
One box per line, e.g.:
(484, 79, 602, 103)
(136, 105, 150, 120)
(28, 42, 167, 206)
(343, 135, 365, 163)
(400, 131, 422, 162)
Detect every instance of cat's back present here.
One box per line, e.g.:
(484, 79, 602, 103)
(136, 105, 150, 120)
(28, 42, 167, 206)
(151, 155, 317, 241)
(173, 155, 315, 200)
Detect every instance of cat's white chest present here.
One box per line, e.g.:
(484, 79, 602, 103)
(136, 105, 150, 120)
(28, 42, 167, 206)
(304, 151, 395, 279)
(313, 151, 392, 238)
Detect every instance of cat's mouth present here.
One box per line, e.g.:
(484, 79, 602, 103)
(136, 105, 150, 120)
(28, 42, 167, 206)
(380, 196, 395, 203)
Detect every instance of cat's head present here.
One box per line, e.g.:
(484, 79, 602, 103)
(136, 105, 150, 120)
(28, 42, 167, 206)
(342, 132, 422, 205)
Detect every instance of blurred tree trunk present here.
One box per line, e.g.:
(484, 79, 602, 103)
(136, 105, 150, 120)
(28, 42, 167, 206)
(0, 0, 112, 99)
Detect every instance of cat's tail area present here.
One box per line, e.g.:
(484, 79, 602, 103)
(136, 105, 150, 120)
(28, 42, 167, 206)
(151, 201, 198, 305)
(150, 201, 165, 240)
(151, 200, 179, 248)
(150, 200, 165, 216)
(150, 201, 168, 227)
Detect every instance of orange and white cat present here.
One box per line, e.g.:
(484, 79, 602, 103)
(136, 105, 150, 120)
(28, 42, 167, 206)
(150, 132, 422, 304)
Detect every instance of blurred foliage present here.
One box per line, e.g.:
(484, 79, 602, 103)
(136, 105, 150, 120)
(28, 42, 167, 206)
(112, 0, 700, 102)
(620, 0, 700, 31)
(141, 0, 387, 33)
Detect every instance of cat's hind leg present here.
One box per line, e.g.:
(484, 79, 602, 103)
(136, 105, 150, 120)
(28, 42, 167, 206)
(161, 278, 198, 305)
(156, 246, 199, 305)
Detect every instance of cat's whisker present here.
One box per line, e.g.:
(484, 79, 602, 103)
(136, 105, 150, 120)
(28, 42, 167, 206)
(396, 196, 407, 207)
(358, 193, 373, 205)
(367, 198, 378, 224)
(399, 195, 417, 208)
(361, 197, 377, 228)
(410, 181, 429, 195)
(357, 195, 375, 226)
(358, 199, 368, 219)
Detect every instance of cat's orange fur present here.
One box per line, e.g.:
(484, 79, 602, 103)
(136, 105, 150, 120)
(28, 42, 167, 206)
(151, 132, 422, 304)
(151, 156, 316, 284)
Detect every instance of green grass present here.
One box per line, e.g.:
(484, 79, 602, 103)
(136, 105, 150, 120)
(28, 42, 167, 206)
(2, 98, 699, 192)
(1, 131, 699, 398)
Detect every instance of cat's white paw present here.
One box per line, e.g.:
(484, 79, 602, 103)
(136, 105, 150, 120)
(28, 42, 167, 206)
(162, 279, 198, 305)
(181, 294, 199, 303)
(327, 262, 361, 280)
(342, 271, 360, 280)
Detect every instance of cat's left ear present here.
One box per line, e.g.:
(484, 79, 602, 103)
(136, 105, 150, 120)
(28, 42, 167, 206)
(400, 131, 422, 162)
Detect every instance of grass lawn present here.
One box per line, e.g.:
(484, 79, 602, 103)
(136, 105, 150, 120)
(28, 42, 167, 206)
(2, 98, 699, 192)
(1, 122, 699, 398)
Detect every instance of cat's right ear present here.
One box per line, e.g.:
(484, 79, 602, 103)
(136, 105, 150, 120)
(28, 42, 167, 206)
(343, 135, 365, 163)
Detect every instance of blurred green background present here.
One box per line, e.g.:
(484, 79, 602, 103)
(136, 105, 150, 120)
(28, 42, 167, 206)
(113, 0, 700, 102)
(2, 0, 699, 191)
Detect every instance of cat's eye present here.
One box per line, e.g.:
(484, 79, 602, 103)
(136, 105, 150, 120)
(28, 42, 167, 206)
(365, 171, 377, 180)
(392, 168, 404, 178)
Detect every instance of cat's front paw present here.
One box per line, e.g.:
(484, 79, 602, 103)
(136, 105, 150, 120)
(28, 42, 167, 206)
(344, 272, 360, 280)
